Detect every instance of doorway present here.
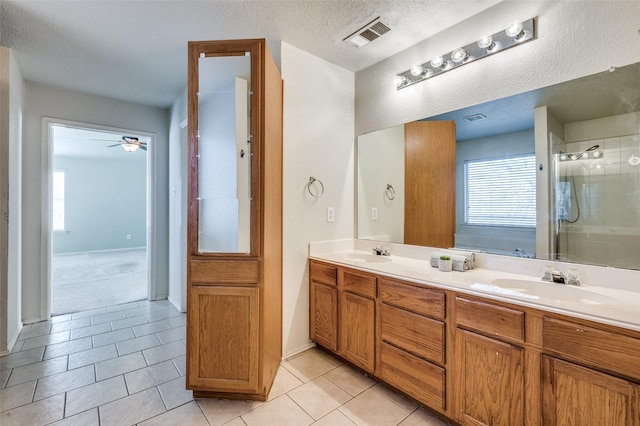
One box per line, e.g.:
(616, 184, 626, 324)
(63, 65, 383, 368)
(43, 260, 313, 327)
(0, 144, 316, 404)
(45, 120, 154, 315)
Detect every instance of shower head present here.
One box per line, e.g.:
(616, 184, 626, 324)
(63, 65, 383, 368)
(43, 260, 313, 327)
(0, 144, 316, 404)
(585, 144, 600, 151)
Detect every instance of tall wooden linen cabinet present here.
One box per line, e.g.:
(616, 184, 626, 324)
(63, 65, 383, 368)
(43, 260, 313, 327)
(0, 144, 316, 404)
(186, 39, 283, 401)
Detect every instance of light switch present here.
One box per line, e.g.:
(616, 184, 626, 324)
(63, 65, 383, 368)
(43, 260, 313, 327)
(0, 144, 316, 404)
(327, 207, 335, 222)
(372, 207, 378, 221)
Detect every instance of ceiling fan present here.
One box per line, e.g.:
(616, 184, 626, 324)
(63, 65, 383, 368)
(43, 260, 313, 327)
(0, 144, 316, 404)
(94, 136, 147, 152)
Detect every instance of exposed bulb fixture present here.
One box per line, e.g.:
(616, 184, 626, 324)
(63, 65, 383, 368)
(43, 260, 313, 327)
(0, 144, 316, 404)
(450, 47, 468, 63)
(122, 143, 140, 152)
(393, 17, 535, 90)
(560, 154, 568, 161)
(505, 20, 527, 41)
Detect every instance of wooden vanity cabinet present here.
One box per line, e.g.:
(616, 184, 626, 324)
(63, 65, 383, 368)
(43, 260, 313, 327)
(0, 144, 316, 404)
(339, 269, 377, 373)
(542, 356, 640, 426)
(378, 278, 447, 412)
(309, 262, 338, 351)
(454, 297, 525, 426)
(541, 316, 640, 426)
(309, 259, 640, 425)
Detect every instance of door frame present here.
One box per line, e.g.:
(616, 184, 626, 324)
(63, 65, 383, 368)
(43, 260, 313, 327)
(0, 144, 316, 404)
(41, 117, 157, 318)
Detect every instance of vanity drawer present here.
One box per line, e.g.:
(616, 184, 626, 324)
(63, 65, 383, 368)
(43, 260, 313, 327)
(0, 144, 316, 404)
(343, 270, 376, 298)
(379, 342, 445, 411)
(455, 297, 525, 343)
(543, 317, 640, 381)
(309, 261, 337, 286)
(381, 304, 444, 365)
(380, 278, 445, 320)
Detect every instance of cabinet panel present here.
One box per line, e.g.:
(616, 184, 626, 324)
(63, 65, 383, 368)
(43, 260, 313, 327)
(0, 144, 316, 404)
(309, 261, 337, 286)
(380, 342, 445, 411)
(188, 286, 259, 391)
(542, 356, 640, 426)
(456, 329, 524, 426)
(310, 281, 338, 351)
(456, 297, 525, 343)
(380, 278, 445, 319)
(543, 317, 640, 381)
(380, 304, 444, 365)
(190, 259, 259, 284)
(343, 270, 377, 298)
(340, 292, 376, 373)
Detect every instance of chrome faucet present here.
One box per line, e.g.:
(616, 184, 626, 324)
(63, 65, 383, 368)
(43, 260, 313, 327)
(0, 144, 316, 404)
(372, 244, 390, 256)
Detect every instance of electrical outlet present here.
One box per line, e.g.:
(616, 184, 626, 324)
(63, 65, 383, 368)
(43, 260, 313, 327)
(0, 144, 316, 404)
(126, 234, 132, 240)
(327, 207, 335, 222)
(371, 207, 378, 221)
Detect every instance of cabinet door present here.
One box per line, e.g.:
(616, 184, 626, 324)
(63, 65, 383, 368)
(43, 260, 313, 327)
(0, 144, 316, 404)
(542, 356, 640, 426)
(187, 286, 259, 392)
(456, 329, 524, 426)
(310, 281, 338, 351)
(339, 292, 375, 373)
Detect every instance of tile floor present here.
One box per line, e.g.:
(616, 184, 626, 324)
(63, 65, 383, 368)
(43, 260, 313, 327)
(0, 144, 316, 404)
(1, 300, 449, 426)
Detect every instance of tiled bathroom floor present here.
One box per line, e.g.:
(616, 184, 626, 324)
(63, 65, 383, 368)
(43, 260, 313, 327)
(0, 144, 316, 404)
(0, 300, 448, 425)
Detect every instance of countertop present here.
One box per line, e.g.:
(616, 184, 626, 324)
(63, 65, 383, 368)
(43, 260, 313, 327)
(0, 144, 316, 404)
(310, 249, 640, 333)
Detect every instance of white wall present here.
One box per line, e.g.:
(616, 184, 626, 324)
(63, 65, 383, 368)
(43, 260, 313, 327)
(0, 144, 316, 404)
(281, 42, 355, 357)
(21, 82, 170, 322)
(356, 1, 640, 136)
(0, 46, 24, 353)
(168, 88, 187, 312)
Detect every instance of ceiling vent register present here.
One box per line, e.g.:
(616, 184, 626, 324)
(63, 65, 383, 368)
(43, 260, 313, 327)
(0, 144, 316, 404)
(344, 18, 391, 48)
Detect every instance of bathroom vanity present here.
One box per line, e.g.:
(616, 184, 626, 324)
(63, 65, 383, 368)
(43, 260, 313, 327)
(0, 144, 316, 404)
(309, 247, 640, 425)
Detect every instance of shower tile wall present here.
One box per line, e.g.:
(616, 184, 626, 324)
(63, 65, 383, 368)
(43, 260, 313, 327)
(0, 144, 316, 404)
(559, 134, 640, 268)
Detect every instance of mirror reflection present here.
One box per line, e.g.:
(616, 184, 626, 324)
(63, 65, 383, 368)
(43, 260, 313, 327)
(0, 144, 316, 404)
(197, 55, 251, 253)
(357, 62, 640, 270)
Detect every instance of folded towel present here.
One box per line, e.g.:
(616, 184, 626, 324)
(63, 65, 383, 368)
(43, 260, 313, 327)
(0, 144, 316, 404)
(430, 250, 476, 271)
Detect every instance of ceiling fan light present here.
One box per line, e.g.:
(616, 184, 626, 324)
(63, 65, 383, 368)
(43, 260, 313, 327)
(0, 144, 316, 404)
(122, 143, 139, 152)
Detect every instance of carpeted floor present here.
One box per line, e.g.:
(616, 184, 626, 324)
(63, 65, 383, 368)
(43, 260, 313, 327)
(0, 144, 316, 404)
(51, 248, 148, 315)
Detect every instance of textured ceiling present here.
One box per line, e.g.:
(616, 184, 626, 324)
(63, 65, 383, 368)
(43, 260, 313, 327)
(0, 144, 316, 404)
(0, 0, 500, 108)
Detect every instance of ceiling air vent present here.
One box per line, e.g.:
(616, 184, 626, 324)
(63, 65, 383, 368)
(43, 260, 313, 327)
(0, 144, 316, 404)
(343, 18, 391, 48)
(463, 113, 487, 122)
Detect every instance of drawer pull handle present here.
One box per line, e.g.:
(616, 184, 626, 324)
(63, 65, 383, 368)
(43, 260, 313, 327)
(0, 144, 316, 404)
(576, 328, 584, 332)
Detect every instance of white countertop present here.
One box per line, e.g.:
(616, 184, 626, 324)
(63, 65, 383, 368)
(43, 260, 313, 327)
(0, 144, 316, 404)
(310, 248, 640, 333)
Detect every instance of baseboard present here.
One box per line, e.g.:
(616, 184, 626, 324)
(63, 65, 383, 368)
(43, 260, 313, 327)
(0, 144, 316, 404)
(53, 246, 146, 256)
(282, 342, 316, 361)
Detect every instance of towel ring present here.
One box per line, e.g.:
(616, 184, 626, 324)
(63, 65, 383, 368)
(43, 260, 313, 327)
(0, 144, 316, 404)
(385, 184, 395, 200)
(307, 176, 324, 198)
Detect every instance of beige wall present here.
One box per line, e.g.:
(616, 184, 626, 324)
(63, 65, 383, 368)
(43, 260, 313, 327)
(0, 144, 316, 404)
(281, 42, 355, 357)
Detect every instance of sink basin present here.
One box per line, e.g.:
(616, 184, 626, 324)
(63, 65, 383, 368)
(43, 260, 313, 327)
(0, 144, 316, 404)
(342, 253, 392, 264)
(490, 279, 617, 305)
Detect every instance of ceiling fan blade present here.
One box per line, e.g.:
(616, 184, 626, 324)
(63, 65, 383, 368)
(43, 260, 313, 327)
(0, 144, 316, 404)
(91, 138, 120, 142)
(107, 143, 122, 147)
(140, 146, 147, 151)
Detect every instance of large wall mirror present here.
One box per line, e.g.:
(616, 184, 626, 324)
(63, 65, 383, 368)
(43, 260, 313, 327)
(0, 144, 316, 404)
(357, 61, 640, 270)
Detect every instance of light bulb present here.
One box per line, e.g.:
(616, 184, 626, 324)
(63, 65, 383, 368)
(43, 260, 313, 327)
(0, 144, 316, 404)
(560, 154, 568, 161)
(393, 75, 408, 87)
(410, 64, 424, 76)
(477, 35, 493, 49)
(450, 47, 467, 63)
(593, 151, 601, 158)
(430, 56, 444, 68)
(506, 20, 527, 41)
(478, 35, 500, 52)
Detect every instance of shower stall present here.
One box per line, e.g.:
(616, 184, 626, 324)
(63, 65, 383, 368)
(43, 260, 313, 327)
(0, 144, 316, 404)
(551, 132, 640, 269)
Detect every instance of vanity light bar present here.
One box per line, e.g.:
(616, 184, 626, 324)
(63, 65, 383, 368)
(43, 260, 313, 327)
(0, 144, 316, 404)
(394, 17, 536, 90)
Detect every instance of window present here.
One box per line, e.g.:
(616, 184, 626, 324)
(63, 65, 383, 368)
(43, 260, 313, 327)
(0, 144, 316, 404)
(465, 154, 536, 227)
(53, 170, 65, 231)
